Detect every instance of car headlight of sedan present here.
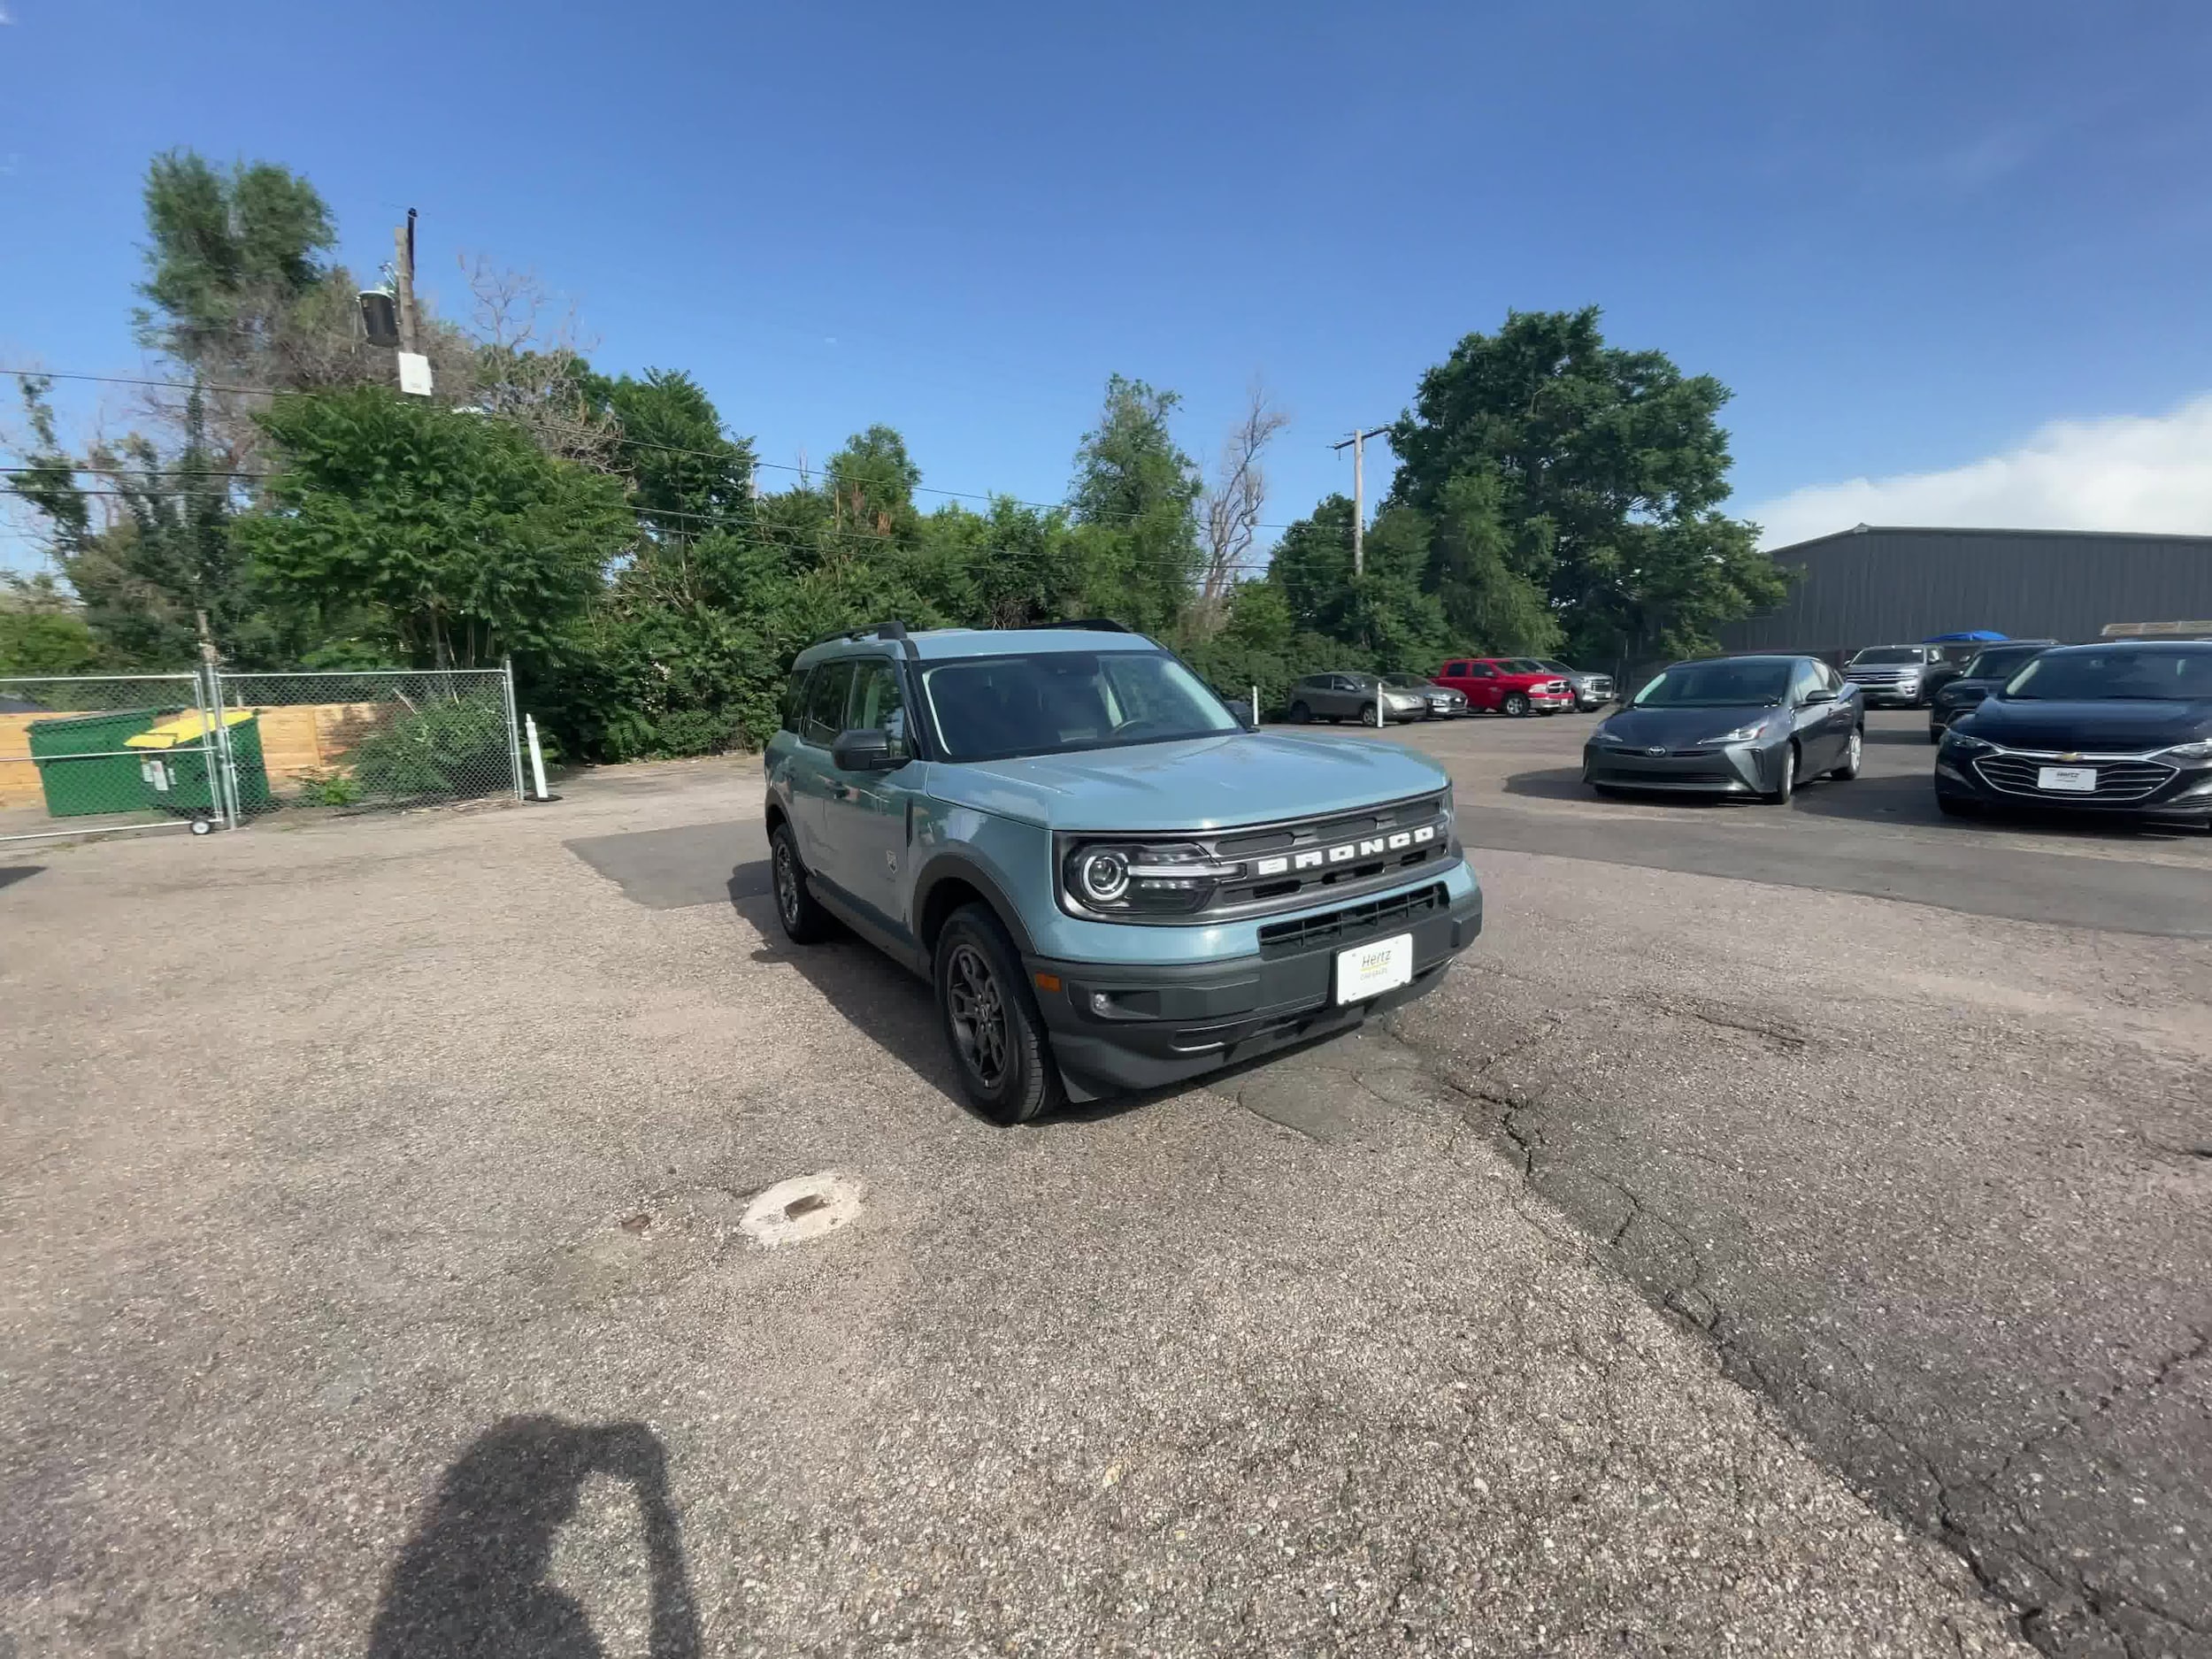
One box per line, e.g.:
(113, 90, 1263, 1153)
(1061, 840, 1238, 916)
(2154, 738, 2212, 763)
(1702, 719, 1773, 745)
(1941, 729, 1998, 757)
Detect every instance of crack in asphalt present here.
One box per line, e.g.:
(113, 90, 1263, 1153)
(1333, 1005, 2208, 1659)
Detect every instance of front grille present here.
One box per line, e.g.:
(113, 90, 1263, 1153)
(1257, 881, 1448, 955)
(1972, 756, 2176, 803)
(1063, 793, 1456, 926)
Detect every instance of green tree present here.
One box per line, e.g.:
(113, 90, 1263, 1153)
(826, 425, 922, 541)
(0, 575, 99, 674)
(135, 149, 337, 367)
(1068, 375, 1202, 634)
(589, 368, 757, 540)
(1387, 307, 1782, 664)
(237, 388, 631, 669)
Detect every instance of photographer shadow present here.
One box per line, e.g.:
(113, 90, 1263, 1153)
(365, 1416, 700, 1659)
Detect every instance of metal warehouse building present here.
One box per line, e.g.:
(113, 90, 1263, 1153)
(1717, 524, 2212, 654)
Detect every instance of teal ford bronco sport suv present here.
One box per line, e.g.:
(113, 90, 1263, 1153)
(764, 622, 1484, 1123)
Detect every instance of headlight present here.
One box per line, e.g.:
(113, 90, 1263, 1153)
(1062, 841, 1236, 916)
(1942, 730, 1997, 756)
(2156, 738, 2212, 763)
(1704, 719, 1771, 744)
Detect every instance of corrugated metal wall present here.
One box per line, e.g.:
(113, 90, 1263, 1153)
(1717, 527, 2212, 653)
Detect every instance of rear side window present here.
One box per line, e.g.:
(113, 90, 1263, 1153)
(780, 668, 812, 733)
(800, 660, 856, 746)
(1443, 661, 1469, 676)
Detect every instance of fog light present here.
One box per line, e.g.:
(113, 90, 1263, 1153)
(1090, 991, 1112, 1014)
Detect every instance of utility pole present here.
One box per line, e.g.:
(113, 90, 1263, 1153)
(391, 207, 433, 396)
(1332, 426, 1389, 577)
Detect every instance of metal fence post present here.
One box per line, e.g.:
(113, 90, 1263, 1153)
(204, 664, 240, 830)
(500, 657, 525, 802)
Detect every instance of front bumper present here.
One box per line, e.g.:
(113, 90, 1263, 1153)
(1849, 680, 1924, 705)
(1584, 740, 1783, 795)
(1530, 691, 1574, 710)
(1026, 873, 1484, 1099)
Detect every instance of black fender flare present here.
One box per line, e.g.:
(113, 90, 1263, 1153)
(911, 851, 1040, 959)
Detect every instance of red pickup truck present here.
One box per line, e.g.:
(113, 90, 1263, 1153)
(1432, 657, 1576, 717)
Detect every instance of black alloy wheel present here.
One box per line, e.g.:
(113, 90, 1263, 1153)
(933, 904, 1063, 1124)
(771, 822, 835, 943)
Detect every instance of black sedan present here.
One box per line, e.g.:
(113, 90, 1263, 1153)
(1935, 641, 2212, 826)
(1584, 654, 1863, 804)
(1926, 640, 2058, 741)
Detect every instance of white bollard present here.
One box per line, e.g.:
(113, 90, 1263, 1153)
(525, 714, 552, 801)
(1250, 685, 1260, 726)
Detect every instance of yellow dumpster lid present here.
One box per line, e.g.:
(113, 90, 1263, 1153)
(125, 710, 254, 749)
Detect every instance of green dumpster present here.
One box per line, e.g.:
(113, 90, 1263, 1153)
(27, 708, 176, 817)
(127, 710, 273, 818)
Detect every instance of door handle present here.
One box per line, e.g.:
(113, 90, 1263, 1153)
(832, 782, 855, 801)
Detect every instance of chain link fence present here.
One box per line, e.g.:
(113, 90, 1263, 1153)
(0, 672, 223, 843)
(0, 665, 523, 845)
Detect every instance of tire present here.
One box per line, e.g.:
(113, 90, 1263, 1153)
(770, 821, 836, 943)
(933, 904, 1064, 1125)
(1288, 700, 1311, 724)
(1765, 742, 1798, 805)
(1503, 692, 1531, 718)
(1362, 703, 1380, 726)
(1830, 726, 1863, 780)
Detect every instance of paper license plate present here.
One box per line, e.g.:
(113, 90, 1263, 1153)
(2038, 765, 2097, 793)
(1335, 933, 1414, 1004)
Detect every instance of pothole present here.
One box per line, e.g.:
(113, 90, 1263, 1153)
(741, 1171, 863, 1249)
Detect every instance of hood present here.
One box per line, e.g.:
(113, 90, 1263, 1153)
(1960, 696, 2212, 752)
(926, 732, 1450, 832)
(1591, 704, 1781, 747)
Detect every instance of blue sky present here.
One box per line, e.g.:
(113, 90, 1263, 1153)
(4, 0, 2211, 566)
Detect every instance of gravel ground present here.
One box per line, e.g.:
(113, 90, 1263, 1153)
(0, 761, 2033, 1658)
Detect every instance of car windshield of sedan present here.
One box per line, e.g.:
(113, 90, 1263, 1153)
(2002, 648, 2212, 702)
(1850, 646, 1925, 664)
(920, 650, 1240, 760)
(1382, 673, 1432, 688)
(1632, 660, 1793, 708)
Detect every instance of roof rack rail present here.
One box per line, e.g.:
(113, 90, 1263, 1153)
(809, 619, 910, 649)
(1018, 617, 1133, 634)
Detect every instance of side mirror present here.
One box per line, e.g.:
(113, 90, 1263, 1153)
(830, 727, 902, 771)
(1801, 687, 1837, 706)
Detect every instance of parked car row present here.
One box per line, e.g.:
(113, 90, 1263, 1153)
(1285, 658, 1617, 725)
(1574, 638, 2212, 832)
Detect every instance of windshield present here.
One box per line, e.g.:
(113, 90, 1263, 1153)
(1850, 646, 1924, 664)
(1632, 659, 1793, 709)
(1535, 659, 1572, 674)
(1962, 646, 2046, 681)
(2002, 648, 2212, 703)
(921, 650, 1240, 760)
(1382, 673, 1430, 687)
(1502, 658, 1549, 674)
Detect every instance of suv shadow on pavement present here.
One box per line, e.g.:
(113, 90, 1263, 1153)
(729, 859, 1383, 1130)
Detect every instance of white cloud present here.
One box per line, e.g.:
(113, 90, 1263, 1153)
(1745, 396, 2212, 549)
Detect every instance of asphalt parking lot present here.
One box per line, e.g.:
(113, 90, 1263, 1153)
(4, 708, 2206, 1657)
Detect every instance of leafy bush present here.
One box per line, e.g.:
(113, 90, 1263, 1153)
(349, 695, 512, 799)
(292, 768, 365, 807)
